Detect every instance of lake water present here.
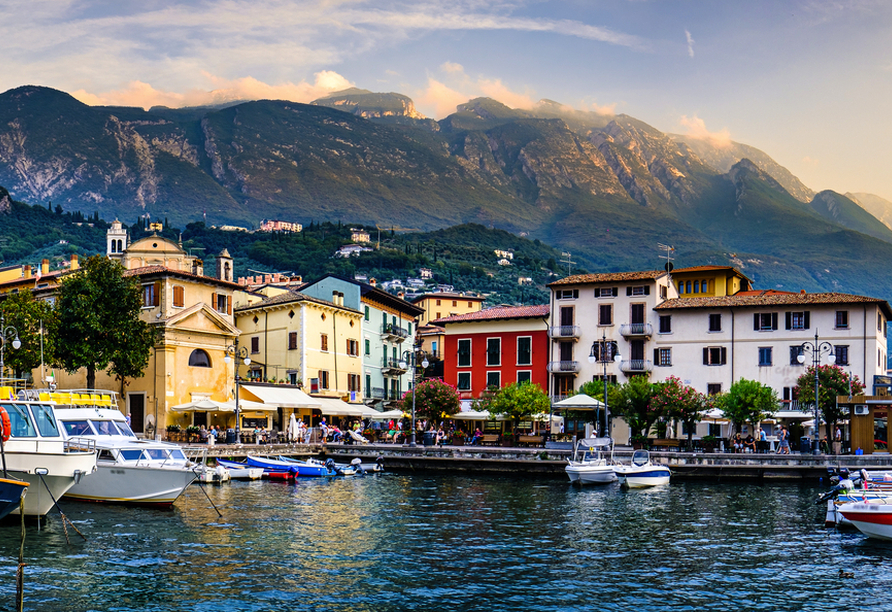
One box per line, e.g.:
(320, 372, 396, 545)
(2, 474, 892, 612)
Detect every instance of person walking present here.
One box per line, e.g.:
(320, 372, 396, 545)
(777, 426, 790, 455)
(834, 425, 843, 455)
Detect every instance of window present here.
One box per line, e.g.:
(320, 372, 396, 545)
(659, 315, 671, 334)
(288, 332, 298, 350)
(693, 281, 700, 293)
(141, 283, 158, 308)
(486, 371, 501, 389)
(835, 345, 849, 366)
(172, 286, 185, 308)
(319, 370, 330, 390)
(627, 286, 650, 296)
(879, 313, 885, 332)
(250, 337, 259, 354)
(836, 310, 849, 329)
(708, 314, 722, 332)
(702, 347, 727, 365)
(686, 281, 692, 293)
(348, 374, 361, 392)
(188, 349, 211, 367)
(785, 311, 810, 330)
(321, 334, 329, 352)
(457, 372, 471, 390)
(431, 340, 438, 356)
(347, 339, 359, 356)
(436, 312, 441, 319)
(467, 302, 472, 308)
(486, 338, 501, 366)
(754, 312, 778, 331)
(758, 347, 772, 367)
(790, 345, 804, 365)
(707, 384, 722, 396)
(678, 281, 684, 294)
(436, 299, 441, 306)
(452, 300, 457, 307)
(654, 348, 672, 366)
(364, 306, 370, 321)
(599, 304, 613, 326)
(594, 287, 618, 298)
(556, 289, 579, 300)
(517, 337, 532, 366)
(457, 339, 471, 367)
(517, 371, 532, 384)
(783, 387, 799, 402)
(364, 339, 370, 355)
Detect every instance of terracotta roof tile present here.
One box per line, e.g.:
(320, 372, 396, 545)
(123, 265, 243, 289)
(548, 270, 665, 287)
(235, 290, 361, 314)
(436, 304, 549, 324)
(655, 292, 892, 318)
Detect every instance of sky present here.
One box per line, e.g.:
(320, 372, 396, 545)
(1, 0, 891, 202)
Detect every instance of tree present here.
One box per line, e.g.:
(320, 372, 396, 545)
(795, 365, 863, 441)
(574, 380, 615, 430)
(716, 379, 778, 435)
(609, 375, 659, 442)
(649, 376, 710, 450)
(487, 382, 551, 432)
(54, 255, 158, 389)
(0, 289, 57, 379)
(396, 378, 460, 421)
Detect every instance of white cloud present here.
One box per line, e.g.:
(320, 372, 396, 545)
(440, 61, 465, 74)
(685, 29, 695, 58)
(678, 115, 731, 148)
(416, 78, 470, 118)
(801, 156, 820, 167)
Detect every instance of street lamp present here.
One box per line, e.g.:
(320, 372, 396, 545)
(224, 339, 251, 444)
(0, 313, 22, 379)
(399, 344, 429, 447)
(797, 330, 835, 455)
(588, 331, 621, 438)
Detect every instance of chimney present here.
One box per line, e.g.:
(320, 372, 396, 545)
(369, 278, 377, 287)
(265, 274, 272, 284)
(23, 265, 31, 279)
(800, 289, 806, 294)
(398, 291, 405, 299)
(332, 291, 339, 305)
(41, 259, 50, 275)
(70, 254, 79, 270)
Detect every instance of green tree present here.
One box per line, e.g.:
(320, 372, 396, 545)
(715, 378, 779, 435)
(609, 375, 659, 442)
(0, 289, 57, 379)
(54, 255, 158, 389)
(573, 380, 615, 430)
(487, 382, 552, 431)
(396, 378, 460, 421)
(795, 365, 863, 441)
(649, 376, 710, 450)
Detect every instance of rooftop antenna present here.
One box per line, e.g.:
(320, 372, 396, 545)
(657, 243, 675, 273)
(560, 251, 576, 276)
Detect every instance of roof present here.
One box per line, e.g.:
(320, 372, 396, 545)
(235, 289, 361, 314)
(548, 270, 666, 287)
(654, 291, 892, 318)
(410, 292, 485, 302)
(671, 265, 753, 282)
(436, 304, 549, 324)
(124, 265, 242, 290)
(304, 273, 424, 316)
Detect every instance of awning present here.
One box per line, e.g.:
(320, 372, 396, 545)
(224, 399, 277, 412)
(552, 394, 605, 410)
(314, 397, 368, 417)
(773, 410, 813, 419)
(451, 409, 492, 420)
(171, 398, 234, 412)
(369, 408, 406, 420)
(240, 384, 321, 409)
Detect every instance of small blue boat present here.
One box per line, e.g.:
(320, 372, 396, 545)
(0, 478, 29, 520)
(245, 455, 302, 477)
(275, 456, 351, 477)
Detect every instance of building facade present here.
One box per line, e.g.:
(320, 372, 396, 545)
(412, 292, 484, 327)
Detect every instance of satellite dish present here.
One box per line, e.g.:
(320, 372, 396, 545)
(665, 262, 674, 272)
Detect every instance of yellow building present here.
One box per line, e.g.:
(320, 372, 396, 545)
(671, 265, 751, 298)
(0, 256, 80, 297)
(411, 292, 484, 326)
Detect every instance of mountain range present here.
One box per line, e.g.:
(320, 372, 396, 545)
(0, 85, 890, 299)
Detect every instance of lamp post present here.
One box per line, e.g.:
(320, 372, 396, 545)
(0, 313, 22, 380)
(587, 330, 621, 438)
(224, 338, 251, 444)
(798, 330, 835, 455)
(399, 344, 429, 447)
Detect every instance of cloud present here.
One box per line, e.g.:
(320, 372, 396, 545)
(685, 29, 695, 58)
(678, 115, 731, 148)
(416, 78, 470, 118)
(589, 101, 617, 115)
(477, 78, 535, 109)
(71, 71, 355, 110)
(440, 61, 465, 74)
(801, 156, 820, 167)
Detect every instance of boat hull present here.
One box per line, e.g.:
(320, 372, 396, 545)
(0, 478, 29, 520)
(566, 463, 617, 485)
(838, 502, 892, 540)
(614, 466, 671, 488)
(63, 463, 198, 507)
(4, 450, 97, 516)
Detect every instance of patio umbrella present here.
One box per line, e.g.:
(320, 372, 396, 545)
(552, 394, 605, 410)
(171, 398, 233, 412)
(287, 413, 298, 442)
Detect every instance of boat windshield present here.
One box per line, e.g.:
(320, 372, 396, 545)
(168, 449, 187, 461)
(90, 420, 121, 436)
(30, 404, 60, 437)
(119, 449, 146, 461)
(61, 420, 94, 437)
(145, 448, 169, 461)
(113, 421, 137, 438)
(1, 403, 36, 438)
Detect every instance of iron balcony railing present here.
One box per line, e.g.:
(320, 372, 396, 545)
(549, 325, 581, 339)
(620, 323, 653, 337)
(382, 323, 409, 341)
(547, 360, 580, 373)
(620, 359, 653, 373)
(366, 387, 387, 399)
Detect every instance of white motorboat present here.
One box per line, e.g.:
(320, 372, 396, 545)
(566, 437, 618, 485)
(0, 394, 97, 516)
(614, 449, 671, 488)
(198, 464, 231, 484)
(837, 500, 892, 540)
(820, 468, 892, 527)
(52, 391, 199, 507)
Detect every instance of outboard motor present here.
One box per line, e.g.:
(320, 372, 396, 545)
(351, 457, 365, 476)
(376, 456, 384, 472)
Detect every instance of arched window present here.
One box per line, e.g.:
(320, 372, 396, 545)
(188, 349, 211, 368)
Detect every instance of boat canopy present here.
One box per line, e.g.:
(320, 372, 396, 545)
(579, 437, 613, 448)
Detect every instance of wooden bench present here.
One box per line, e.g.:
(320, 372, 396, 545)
(650, 438, 682, 451)
(517, 435, 544, 448)
(479, 434, 500, 446)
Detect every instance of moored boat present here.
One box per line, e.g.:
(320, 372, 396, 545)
(0, 477, 28, 520)
(214, 459, 264, 480)
(245, 454, 301, 478)
(614, 449, 671, 488)
(837, 501, 892, 540)
(566, 437, 617, 485)
(276, 455, 356, 477)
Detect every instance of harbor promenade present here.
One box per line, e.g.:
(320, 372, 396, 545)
(194, 441, 892, 481)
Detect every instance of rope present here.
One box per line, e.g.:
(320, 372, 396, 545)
(192, 468, 223, 517)
(16, 497, 25, 612)
(37, 473, 87, 543)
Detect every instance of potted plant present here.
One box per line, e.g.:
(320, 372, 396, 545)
(186, 425, 200, 442)
(631, 434, 648, 450)
(451, 431, 466, 446)
(701, 435, 718, 452)
(166, 424, 181, 441)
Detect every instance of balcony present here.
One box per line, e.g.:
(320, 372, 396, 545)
(620, 323, 653, 338)
(549, 325, 581, 340)
(548, 360, 580, 373)
(620, 359, 653, 374)
(382, 323, 409, 342)
(366, 387, 387, 400)
(382, 358, 408, 375)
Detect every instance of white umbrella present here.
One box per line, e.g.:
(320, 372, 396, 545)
(171, 398, 234, 412)
(552, 394, 605, 410)
(287, 413, 298, 442)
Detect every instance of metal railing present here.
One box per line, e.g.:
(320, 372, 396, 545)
(549, 325, 581, 339)
(620, 323, 653, 337)
(382, 323, 409, 340)
(620, 359, 653, 373)
(547, 360, 580, 373)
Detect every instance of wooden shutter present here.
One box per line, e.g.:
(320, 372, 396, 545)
(703, 348, 709, 365)
(152, 281, 160, 307)
(754, 314, 760, 330)
(772, 313, 778, 330)
(644, 285, 650, 295)
(173, 286, 184, 308)
(211, 293, 218, 312)
(227, 295, 232, 315)
(627, 287, 633, 296)
(720, 347, 727, 364)
(654, 348, 660, 365)
(804, 311, 810, 329)
(785, 312, 792, 330)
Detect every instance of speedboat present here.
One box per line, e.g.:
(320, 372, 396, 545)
(53, 393, 199, 507)
(214, 459, 264, 480)
(566, 437, 617, 485)
(614, 449, 671, 488)
(820, 468, 892, 527)
(0, 394, 97, 516)
(246, 454, 300, 478)
(275, 455, 356, 477)
(0, 477, 29, 520)
(838, 500, 892, 540)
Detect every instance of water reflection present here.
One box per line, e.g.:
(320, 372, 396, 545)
(2, 476, 892, 611)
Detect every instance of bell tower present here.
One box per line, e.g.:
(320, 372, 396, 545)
(107, 220, 128, 260)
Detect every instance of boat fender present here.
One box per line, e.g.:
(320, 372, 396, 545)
(0, 406, 9, 443)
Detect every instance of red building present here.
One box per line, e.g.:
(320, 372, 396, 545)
(438, 305, 550, 398)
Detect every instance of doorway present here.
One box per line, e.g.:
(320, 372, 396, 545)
(128, 392, 145, 433)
